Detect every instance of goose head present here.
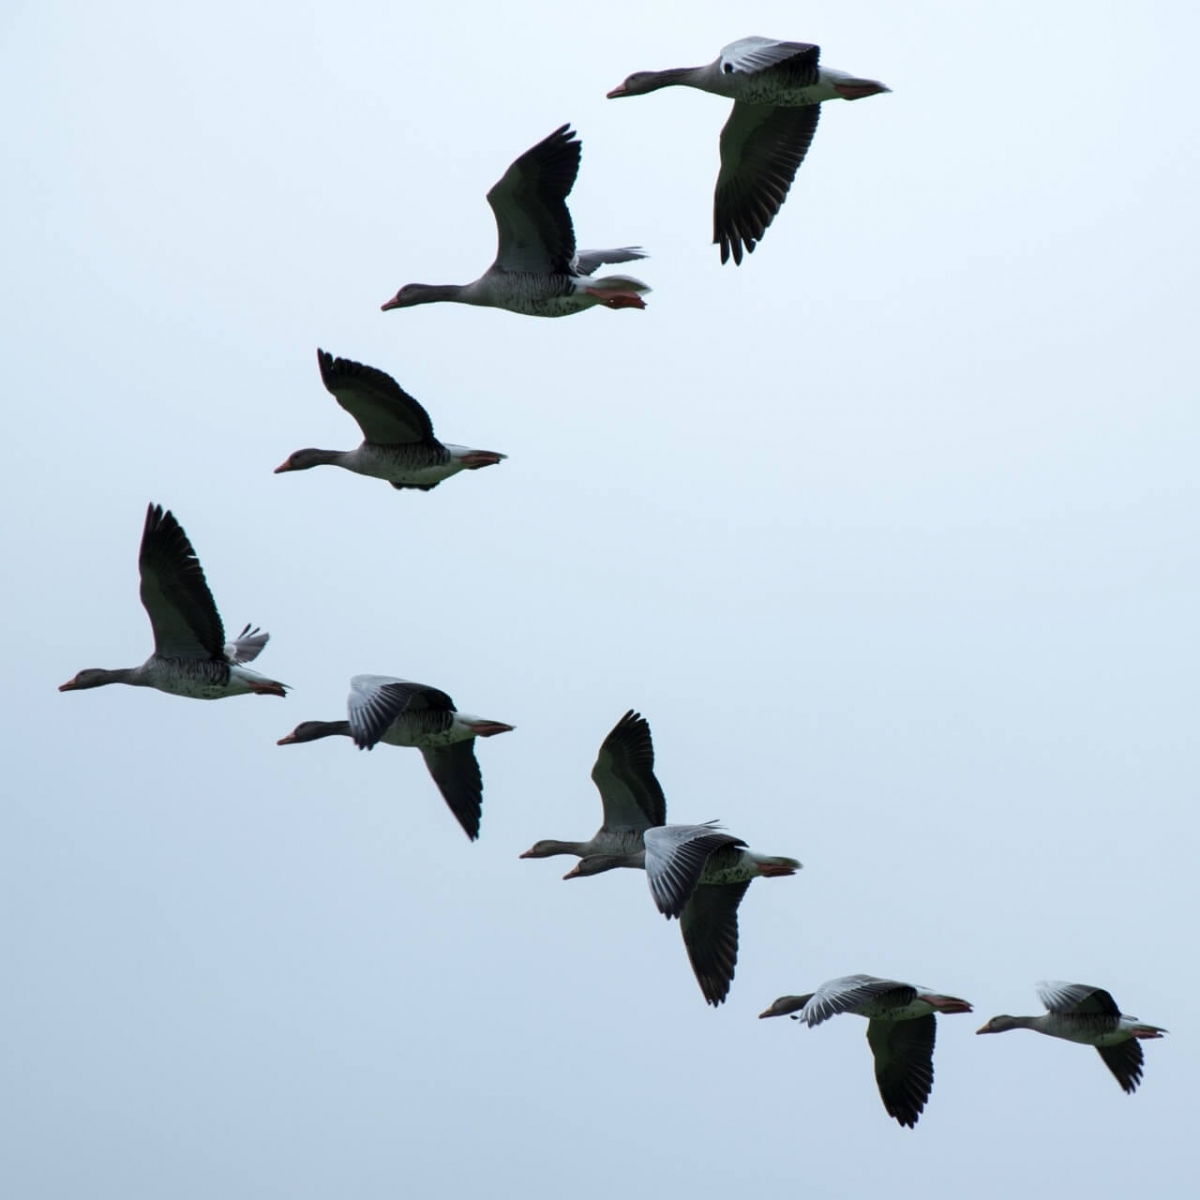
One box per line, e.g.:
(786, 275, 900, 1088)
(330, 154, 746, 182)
(59, 668, 128, 691)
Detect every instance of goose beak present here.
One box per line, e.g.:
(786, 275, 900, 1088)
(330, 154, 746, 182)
(562, 863, 583, 880)
(276, 732, 298, 745)
(381, 293, 403, 312)
(606, 83, 628, 99)
(58, 678, 79, 691)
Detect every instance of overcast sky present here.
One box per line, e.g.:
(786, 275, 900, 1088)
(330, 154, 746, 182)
(2, 1, 1196, 1196)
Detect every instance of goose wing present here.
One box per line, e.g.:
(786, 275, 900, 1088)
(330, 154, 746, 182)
(1036, 981, 1122, 1018)
(573, 247, 646, 276)
(679, 880, 751, 1006)
(317, 349, 437, 445)
(867, 1013, 936, 1128)
(347, 674, 456, 750)
(717, 38, 821, 80)
(224, 623, 269, 664)
(591, 710, 667, 832)
(643, 824, 745, 918)
(1097, 1040, 1145, 1095)
(801, 976, 916, 1027)
(138, 503, 226, 660)
(714, 102, 821, 265)
(486, 125, 580, 274)
(421, 741, 484, 841)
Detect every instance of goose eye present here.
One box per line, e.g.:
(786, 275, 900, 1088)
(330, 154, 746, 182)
(723, 63, 734, 73)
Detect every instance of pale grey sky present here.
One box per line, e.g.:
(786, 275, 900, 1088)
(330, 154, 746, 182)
(2, 1, 1197, 1196)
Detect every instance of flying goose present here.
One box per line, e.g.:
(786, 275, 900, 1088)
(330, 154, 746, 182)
(568, 822, 800, 1006)
(519, 709, 666, 866)
(381, 125, 650, 317)
(607, 37, 889, 264)
(276, 675, 513, 840)
(976, 982, 1167, 1094)
(760, 975, 974, 1127)
(59, 504, 286, 700)
(274, 350, 505, 491)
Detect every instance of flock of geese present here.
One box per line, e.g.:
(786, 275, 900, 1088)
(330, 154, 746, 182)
(58, 37, 1168, 1129)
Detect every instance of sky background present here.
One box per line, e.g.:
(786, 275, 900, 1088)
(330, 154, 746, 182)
(2, 1, 1197, 1195)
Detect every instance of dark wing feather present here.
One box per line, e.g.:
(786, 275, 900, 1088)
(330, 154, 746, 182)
(486, 125, 580, 274)
(421, 742, 483, 841)
(347, 675, 456, 749)
(1097, 1040, 1145, 1094)
(679, 881, 750, 1007)
(317, 349, 437, 445)
(592, 710, 667, 831)
(1037, 982, 1121, 1018)
(868, 1014, 937, 1128)
(714, 103, 821, 265)
(138, 504, 225, 659)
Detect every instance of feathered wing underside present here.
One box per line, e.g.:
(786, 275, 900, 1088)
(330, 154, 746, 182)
(486, 125, 580, 274)
(802, 976, 915, 1027)
(643, 825, 746, 918)
(347, 675, 456, 749)
(868, 1014, 937, 1128)
(591, 710, 667, 832)
(718, 38, 820, 80)
(224, 624, 268, 664)
(1097, 1040, 1145, 1094)
(573, 247, 646, 276)
(679, 880, 750, 1006)
(421, 741, 484, 841)
(138, 504, 226, 660)
(316, 349, 437, 445)
(714, 103, 821, 265)
(1037, 981, 1121, 1018)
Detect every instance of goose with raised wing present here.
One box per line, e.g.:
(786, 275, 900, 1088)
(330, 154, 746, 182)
(59, 503, 286, 700)
(976, 982, 1167, 1094)
(274, 350, 505, 491)
(760, 975, 973, 1127)
(276, 675, 513, 841)
(607, 37, 889, 264)
(519, 709, 666, 866)
(381, 125, 650, 318)
(568, 822, 800, 1006)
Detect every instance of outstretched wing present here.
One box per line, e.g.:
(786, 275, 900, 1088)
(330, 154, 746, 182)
(573, 247, 647, 276)
(421, 742, 484, 841)
(714, 102, 821, 265)
(717, 38, 820, 81)
(1036, 981, 1122, 1018)
(224, 623, 269, 664)
(679, 880, 750, 1006)
(801, 976, 915, 1028)
(317, 349, 437, 445)
(138, 503, 225, 660)
(868, 1014, 937, 1128)
(592, 709, 667, 832)
(1097, 1040, 1145, 1095)
(486, 125, 580, 274)
(643, 824, 745, 918)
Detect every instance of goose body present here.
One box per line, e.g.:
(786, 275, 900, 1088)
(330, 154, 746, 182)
(381, 125, 650, 318)
(59, 504, 286, 701)
(568, 821, 800, 1006)
(607, 37, 889, 264)
(760, 975, 973, 1127)
(519, 709, 666, 865)
(276, 674, 513, 841)
(275, 350, 505, 491)
(977, 982, 1167, 1094)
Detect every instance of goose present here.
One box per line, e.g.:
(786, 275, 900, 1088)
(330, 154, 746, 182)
(607, 37, 889, 264)
(568, 822, 800, 1006)
(976, 982, 1167, 1094)
(274, 350, 506, 491)
(381, 125, 650, 318)
(760, 975, 974, 1127)
(519, 709, 666, 866)
(59, 503, 286, 700)
(276, 675, 513, 840)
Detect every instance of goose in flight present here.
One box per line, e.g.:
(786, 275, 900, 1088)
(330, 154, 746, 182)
(568, 822, 800, 1006)
(274, 350, 505, 491)
(519, 709, 666, 866)
(59, 503, 286, 700)
(607, 37, 889, 264)
(976, 982, 1167, 1094)
(760, 975, 974, 1127)
(381, 125, 650, 317)
(276, 675, 513, 840)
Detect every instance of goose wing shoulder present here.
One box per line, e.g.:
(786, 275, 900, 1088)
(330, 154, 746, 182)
(347, 675, 456, 749)
(643, 824, 745, 918)
(138, 503, 226, 660)
(317, 349, 437, 445)
(591, 709, 667, 833)
(486, 125, 580, 275)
